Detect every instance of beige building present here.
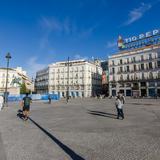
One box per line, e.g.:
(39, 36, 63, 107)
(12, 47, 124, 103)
(0, 67, 33, 95)
(108, 45, 160, 97)
(35, 59, 102, 97)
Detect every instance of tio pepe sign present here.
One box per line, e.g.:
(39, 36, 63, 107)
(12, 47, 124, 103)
(124, 29, 160, 44)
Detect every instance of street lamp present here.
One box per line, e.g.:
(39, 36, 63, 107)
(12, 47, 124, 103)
(66, 57, 69, 103)
(4, 52, 12, 107)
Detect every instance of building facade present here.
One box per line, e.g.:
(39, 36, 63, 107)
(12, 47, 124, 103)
(0, 67, 32, 95)
(35, 59, 102, 97)
(109, 45, 160, 97)
(35, 67, 49, 94)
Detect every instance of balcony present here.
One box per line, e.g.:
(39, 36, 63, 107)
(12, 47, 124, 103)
(109, 57, 160, 67)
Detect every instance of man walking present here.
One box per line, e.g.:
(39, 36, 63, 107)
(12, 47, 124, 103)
(115, 92, 125, 120)
(48, 95, 51, 104)
(22, 93, 32, 121)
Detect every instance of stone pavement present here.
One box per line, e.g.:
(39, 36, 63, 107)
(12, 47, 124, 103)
(0, 98, 160, 160)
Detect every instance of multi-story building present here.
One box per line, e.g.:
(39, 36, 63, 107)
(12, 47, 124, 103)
(0, 67, 32, 95)
(34, 67, 49, 94)
(35, 59, 102, 97)
(109, 29, 160, 97)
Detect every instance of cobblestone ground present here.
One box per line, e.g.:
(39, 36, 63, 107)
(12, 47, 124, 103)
(0, 98, 160, 160)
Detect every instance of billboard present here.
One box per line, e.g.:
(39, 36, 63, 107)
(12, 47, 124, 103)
(102, 71, 109, 84)
(118, 29, 160, 51)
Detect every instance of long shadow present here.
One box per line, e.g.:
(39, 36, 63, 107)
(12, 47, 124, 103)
(126, 103, 152, 106)
(87, 110, 117, 119)
(87, 110, 117, 116)
(29, 117, 85, 160)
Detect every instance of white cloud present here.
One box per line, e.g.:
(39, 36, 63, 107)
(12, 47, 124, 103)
(106, 41, 117, 48)
(74, 54, 88, 60)
(26, 57, 47, 78)
(40, 16, 97, 38)
(123, 3, 152, 26)
(79, 25, 97, 38)
(40, 16, 76, 35)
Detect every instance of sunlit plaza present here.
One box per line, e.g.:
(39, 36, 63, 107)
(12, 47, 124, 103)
(0, 98, 160, 160)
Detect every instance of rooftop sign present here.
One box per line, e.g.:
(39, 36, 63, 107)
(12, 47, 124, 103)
(118, 29, 160, 51)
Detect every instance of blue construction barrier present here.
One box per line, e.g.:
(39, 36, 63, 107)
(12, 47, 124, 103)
(7, 94, 60, 102)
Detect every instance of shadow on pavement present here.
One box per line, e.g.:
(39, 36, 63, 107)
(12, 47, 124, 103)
(126, 103, 152, 106)
(87, 110, 117, 119)
(29, 117, 85, 160)
(17, 109, 25, 120)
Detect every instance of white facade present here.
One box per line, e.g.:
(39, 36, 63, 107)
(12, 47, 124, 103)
(35, 60, 102, 97)
(0, 67, 32, 95)
(108, 45, 160, 97)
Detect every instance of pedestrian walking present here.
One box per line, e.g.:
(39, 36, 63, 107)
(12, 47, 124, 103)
(21, 93, 32, 121)
(115, 95, 124, 120)
(48, 95, 51, 104)
(0, 95, 4, 110)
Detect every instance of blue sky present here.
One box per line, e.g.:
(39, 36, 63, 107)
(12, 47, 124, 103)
(0, 0, 160, 77)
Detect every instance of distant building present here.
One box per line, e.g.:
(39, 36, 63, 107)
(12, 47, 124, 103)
(0, 67, 32, 95)
(35, 59, 102, 97)
(109, 29, 160, 97)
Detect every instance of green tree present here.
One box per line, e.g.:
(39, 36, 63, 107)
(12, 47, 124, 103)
(20, 82, 27, 94)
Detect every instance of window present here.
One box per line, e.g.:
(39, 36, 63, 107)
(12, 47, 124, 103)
(149, 72, 153, 79)
(149, 62, 152, 69)
(133, 57, 136, 62)
(158, 72, 160, 78)
(158, 61, 160, 68)
(112, 68, 115, 74)
(134, 73, 138, 80)
(149, 81, 155, 87)
(127, 74, 129, 80)
(120, 59, 122, 65)
(149, 54, 152, 60)
(127, 58, 129, 63)
(141, 55, 144, 61)
(113, 76, 115, 81)
(127, 66, 129, 72)
(112, 60, 114, 65)
(120, 67, 123, 72)
(134, 65, 136, 71)
(142, 73, 145, 79)
(141, 64, 144, 70)
(141, 82, 146, 87)
(120, 75, 123, 80)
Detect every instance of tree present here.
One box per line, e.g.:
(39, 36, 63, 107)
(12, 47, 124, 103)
(20, 82, 27, 94)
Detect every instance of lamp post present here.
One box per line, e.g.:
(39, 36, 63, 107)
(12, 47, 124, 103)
(4, 52, 11, 107)
(66, 57, 69, 103)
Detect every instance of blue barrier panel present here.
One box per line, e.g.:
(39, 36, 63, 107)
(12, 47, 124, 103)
(7, 94, 60, 102)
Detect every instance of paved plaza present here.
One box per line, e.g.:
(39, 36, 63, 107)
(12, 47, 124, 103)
(0, 98, 160, 160)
